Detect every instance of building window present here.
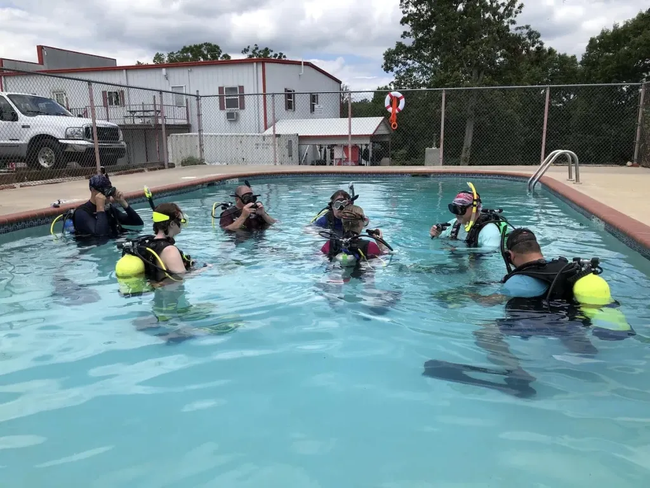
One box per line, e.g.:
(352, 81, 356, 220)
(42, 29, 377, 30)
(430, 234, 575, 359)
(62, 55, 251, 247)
(225, 86, 240, 110)
(171, 86, 185, 107)
(310, 93, 318, 113)
(287, 139, 293, 158)
(285, 89, 295, 111)
(52, 91, 67, 107)
(107, 91, 122, 106)
(218, 86, 245, 110)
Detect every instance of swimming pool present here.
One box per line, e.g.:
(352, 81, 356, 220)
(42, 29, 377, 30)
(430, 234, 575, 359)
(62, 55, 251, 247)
(1, 175, 649, 487)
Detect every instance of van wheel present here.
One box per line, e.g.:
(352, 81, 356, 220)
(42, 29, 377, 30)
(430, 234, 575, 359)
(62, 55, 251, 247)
(27, 139, 64, 170)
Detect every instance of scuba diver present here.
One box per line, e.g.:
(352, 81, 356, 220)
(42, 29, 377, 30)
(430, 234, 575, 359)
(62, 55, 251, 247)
(55, 171, 144, 238)
(311, 183, 359, 235)
(320, 205, 392, 267)
(423, 227, 635, 398)
(218, 183, 276, 231)
(429, 182, 508, 250)
(115, 202, 203, 294)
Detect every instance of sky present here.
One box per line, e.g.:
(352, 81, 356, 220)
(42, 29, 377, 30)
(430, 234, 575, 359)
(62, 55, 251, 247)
(0, 0, 647, 92)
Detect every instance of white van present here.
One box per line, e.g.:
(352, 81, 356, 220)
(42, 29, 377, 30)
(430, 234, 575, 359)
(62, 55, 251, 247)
(0, 92, 127, 169)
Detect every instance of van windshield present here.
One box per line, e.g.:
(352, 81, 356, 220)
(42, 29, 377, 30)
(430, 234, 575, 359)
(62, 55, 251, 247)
(7, 94, 73, 117)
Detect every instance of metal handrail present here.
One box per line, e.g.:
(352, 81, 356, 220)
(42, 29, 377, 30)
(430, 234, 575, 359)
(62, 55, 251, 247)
(528, 149, 580, 191)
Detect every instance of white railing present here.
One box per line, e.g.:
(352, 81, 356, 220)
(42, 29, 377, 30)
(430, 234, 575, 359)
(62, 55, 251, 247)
(528, 149, 580, 191)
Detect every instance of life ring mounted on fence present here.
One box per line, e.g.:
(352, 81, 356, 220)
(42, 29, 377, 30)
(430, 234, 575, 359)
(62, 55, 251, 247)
(385, 91, 405, 130)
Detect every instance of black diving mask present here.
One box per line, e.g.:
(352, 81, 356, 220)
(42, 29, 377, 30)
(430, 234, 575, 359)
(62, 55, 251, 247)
(237, 193, 259, 206)
(448, 203, 469, 215)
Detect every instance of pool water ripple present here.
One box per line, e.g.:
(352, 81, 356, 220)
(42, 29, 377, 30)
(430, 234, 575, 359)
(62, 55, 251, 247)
(1, 176, 649, 487)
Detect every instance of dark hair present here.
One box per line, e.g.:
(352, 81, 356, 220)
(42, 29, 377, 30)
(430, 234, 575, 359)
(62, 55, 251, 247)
(330, 190, 351, 203)
(153, 202, 182, 234)
(507, 228, 541, 254)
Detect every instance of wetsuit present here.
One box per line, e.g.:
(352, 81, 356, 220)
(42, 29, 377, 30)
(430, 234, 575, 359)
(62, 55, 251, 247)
(449, 211, 507, 247)
(219, 206, 269, 231)
(314, 210, 344, 234)
(72, 201, 143, 237)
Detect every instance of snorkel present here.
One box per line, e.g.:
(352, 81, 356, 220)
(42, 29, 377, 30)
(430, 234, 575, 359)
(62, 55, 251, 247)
(464, 182, 480, 232)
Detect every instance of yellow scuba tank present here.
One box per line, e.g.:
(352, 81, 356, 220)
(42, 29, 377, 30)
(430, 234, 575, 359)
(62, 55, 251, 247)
(572, 273, 635, 340)
(115, 251, 150, 297)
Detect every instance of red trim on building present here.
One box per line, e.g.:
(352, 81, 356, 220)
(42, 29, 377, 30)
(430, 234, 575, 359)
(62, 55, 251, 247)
(0, 57, 342, 84)
(262, 62, 268, 130)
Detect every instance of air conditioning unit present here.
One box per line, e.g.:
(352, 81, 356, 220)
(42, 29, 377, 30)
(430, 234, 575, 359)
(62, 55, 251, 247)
(226, 111, 238, 121)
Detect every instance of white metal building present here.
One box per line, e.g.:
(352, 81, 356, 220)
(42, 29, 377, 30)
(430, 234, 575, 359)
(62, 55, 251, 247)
(263, 117, 392, 165)
(0, 46, 342, 165)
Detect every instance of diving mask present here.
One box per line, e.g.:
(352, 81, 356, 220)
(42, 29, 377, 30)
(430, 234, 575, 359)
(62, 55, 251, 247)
(152, 211, 188, 227)
(332, 199, 350, 211)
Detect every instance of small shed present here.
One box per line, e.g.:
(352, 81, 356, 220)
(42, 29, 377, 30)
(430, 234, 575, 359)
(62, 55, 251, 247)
(263, 116, 392, 165)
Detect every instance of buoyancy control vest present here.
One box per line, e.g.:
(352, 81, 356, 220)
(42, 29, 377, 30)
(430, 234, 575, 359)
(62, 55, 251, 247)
(450, 210, 508, 247)
(502, 257, 588, 301)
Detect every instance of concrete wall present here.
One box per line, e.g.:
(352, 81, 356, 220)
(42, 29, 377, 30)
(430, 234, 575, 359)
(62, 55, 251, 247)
(168, 133, 300, 165)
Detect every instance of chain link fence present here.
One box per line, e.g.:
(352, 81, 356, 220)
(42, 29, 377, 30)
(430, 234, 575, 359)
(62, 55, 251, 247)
(0, 66, 645, 187)
(637, 82, 649, 168)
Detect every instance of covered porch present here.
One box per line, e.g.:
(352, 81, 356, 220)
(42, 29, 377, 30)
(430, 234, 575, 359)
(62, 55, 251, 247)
(263, 117, 392, 165)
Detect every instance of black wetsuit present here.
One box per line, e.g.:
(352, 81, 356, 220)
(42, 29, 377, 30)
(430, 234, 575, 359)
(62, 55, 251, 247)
(72, 201, 143, 237)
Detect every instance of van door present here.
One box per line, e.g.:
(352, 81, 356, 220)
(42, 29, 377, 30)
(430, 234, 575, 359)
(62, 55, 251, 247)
(0, 95, 24, 159)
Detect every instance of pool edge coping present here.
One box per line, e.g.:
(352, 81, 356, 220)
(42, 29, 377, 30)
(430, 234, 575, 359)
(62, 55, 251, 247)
(1, 167, 649, 260)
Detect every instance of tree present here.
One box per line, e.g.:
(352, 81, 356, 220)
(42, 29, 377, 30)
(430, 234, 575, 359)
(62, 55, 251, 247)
(382, 0, 542, 165)
(153, 43, 231, 64)
(580, 8, 650, 83)
(241, 44, 287, 59)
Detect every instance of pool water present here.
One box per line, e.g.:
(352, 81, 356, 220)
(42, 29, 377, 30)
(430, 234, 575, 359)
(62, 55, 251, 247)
(1, 176, 650, 487)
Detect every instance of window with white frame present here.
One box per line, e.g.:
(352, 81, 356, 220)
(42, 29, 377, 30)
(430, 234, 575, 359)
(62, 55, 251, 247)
(171, 85, 186, 107)
(224, 86, 239, 110)
(106, 91, 122, 106)
(310, 93, 318, 113)
(285, 89, 295, 111)
(52, 91, 67, 107)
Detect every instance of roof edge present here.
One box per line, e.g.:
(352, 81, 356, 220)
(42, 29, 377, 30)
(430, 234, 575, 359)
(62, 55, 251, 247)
(0, 56, 341, 84)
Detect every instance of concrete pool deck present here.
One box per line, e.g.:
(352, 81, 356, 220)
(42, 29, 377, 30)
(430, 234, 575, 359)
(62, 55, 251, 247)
(0, 164, 649, 255)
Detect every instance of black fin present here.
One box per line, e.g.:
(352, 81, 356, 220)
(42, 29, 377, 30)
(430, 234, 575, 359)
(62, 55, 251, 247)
(422, 359, 536, 398)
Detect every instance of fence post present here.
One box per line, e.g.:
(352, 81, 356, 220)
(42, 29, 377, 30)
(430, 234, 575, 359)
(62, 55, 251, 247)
(196, 90, 205, 163)
(87, 82, 102, 173)
(272, 93, 277, 165)
(153, 95, 158, 125)
(439, 89, 446, 165)
(159, 91, 168, 169)
(348, 91, 352, 165)
(540, 86, 550, 165)
(633, 81, 647, 165)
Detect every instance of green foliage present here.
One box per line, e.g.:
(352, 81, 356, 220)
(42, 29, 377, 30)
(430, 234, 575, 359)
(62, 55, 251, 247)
(372, 1, 645, 166)
(241, 44, 287, 59)
(581, 8, 650, 83)
(180, 156, 206, 166)
(152, 43, 289, 64)
(153, 43, 232, 64)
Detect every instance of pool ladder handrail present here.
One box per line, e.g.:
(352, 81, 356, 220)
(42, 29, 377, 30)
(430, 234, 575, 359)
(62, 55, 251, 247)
(528, 150, 580, 191)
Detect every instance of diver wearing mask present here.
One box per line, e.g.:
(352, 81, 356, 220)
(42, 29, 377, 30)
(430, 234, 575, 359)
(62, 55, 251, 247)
(430, 182, 508, 250)
(219, 184, 276, 231)
(116, 203, 196, 288)
(70, 173, 144, 238)
(311, 189, 358, 235)
(320, 205, 391, 266)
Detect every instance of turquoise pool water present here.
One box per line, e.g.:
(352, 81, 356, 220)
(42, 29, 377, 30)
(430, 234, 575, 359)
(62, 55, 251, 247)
(1, 175, 650, 487)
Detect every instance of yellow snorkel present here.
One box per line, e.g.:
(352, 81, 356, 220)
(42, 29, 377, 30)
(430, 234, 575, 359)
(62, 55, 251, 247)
(464, 182, 479, 232)
(144, 186, 155, 210)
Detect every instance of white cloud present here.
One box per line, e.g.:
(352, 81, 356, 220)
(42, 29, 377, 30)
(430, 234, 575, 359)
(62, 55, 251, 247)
(0, 0, 647, 92)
